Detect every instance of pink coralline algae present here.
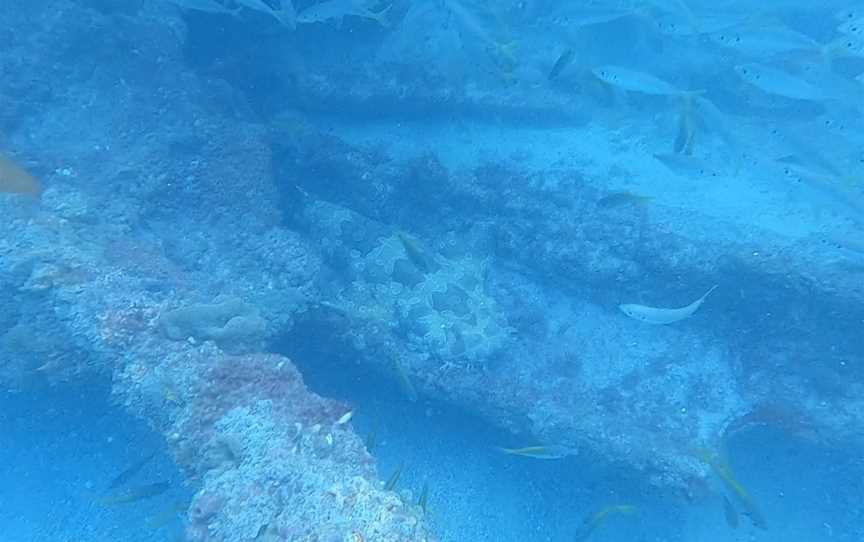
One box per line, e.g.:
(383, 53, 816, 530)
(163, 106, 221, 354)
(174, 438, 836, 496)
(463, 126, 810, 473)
(164, 351, 433, 542)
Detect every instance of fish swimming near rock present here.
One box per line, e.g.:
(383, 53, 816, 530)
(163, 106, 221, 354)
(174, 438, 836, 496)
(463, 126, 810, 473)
(496, 444, 577, 459)
(297, 0, 390, 28)
(697, 448, 767, 529)
(107, 452, 156, 490)
(0, 153, 42, 197)
(417, 482, 429, 513)
(98, 481, 172, 506)
(619, 285, 718, 324)
(384, 463, 404, 491)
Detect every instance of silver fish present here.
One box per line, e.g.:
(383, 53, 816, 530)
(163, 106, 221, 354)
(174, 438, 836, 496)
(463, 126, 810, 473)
(709, 26, 820, 56)
(619, 285, 718, 324)
(162, 0, 240, 14)
(592, 65, 689, 96)
(235, 0, 296, 28)
(297, 0, 389, 28)
(734, 63, 828, 101)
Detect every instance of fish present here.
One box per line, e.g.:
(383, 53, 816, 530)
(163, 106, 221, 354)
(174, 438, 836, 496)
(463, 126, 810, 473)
(162, 0, 241, 15)
(734, 63, 828, 101)
(235, 0, 296, 28)
(709, 26, 821, 57)
(0, 153, 42, 197)
(592, 65, 695, 96)
(496, 444, 577, 459)
(397, 232, 436, 274)
(146, 502, 187, 529)
(335, 410, 354, 425)
(573, 504, 638, 541)
(597, 191, 653, 209)
(384, 464, 403, 491)
(393, 356, 418, 402)
(107, 452, 156, 490)
(441, 0, 501, 49)
(364, 419, 379, 452)
(696, 449, 767, 530)
(296, 0, 390, 28)
(838, 16, 863, 39)
(722, 495, 739, 529)
(548, 48, 575, 81)
(830, 33, 864, 59)
(777, 157, 864, 220)
(98, 481, 172, 506)
(417, 482, 428, 512)
(673, 94, 698, 155)
(653, 152, 719, 178)
(619, 285, 718, 325)
(552, 7, 637, 29)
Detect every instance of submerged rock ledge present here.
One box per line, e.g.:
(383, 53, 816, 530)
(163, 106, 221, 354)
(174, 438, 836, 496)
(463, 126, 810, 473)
(1, 2, 862, 540)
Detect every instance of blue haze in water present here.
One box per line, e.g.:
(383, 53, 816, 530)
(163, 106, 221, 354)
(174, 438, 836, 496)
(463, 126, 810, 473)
(1, 0, 863, 541)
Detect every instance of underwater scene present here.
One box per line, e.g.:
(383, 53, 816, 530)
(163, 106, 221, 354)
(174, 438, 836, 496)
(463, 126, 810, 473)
(1, 0, 863, 541)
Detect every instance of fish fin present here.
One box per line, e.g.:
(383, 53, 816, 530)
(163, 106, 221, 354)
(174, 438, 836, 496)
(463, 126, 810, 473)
(371, 4, 391, 27)
(703, 284, 719, 300)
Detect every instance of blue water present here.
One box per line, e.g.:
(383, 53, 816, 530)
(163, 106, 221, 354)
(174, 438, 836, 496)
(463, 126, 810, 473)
(2, 1, 864, 541)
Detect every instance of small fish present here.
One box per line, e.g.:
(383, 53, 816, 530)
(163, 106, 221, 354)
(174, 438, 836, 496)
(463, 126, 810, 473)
(297, 0, 390, 28)
(336, 410, 354, 425)
(653, 152, 718, 177)
(836, 12, 863, 37)
(0, 153, 42, 197)
(696, 449, 767, 530)
(146, 502, 187, 529)
(778, 158, 864, 219)
(673, 94, 698, 155)
(108, 452, 156, 490)
(596, 191, 653, 209)
(619, 285, 718, 325)
(98, 481, 172, 506)
(397, 232, 436, 274)
(548, 48, 575, 81)
(365, 419, 379, 452)
(734, 63, 827, 101)
(496, 444, 576, 459)
(553, 7, 636, 29)
(384, 464, 403, 491)
(592, 65, 691, 96)
(722, 495, 739, 529)
(162, 0, 241, 15)
(235, 0, 296, 28)
(393, 356, 418, 402)
(709, 26, 821, 56)
(417, 482, 428, 513)
(573, 504, 638, 541)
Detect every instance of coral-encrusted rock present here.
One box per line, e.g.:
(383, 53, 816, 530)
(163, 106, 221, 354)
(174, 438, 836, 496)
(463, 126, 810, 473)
(168, 352, 431, 542)
(160, 296, 268, 354)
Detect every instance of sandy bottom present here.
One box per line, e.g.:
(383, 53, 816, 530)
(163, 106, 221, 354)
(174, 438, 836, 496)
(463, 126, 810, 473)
(0, 385, 189, 542)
